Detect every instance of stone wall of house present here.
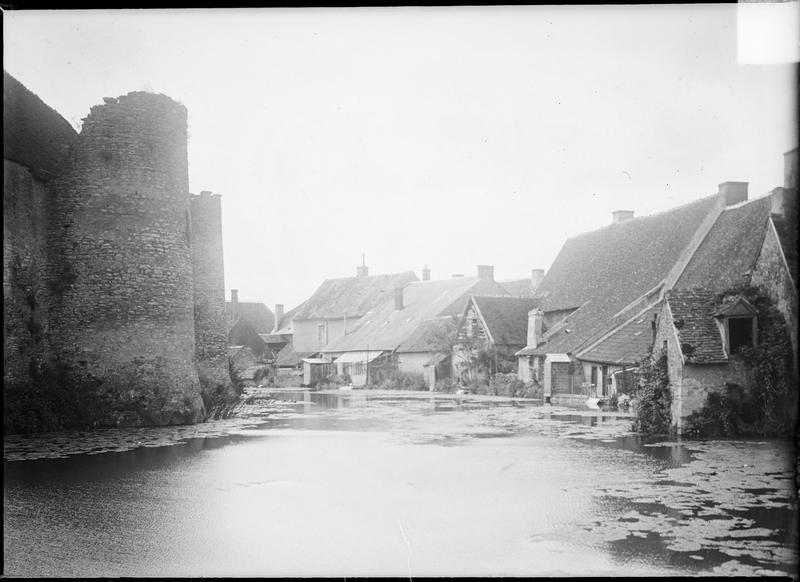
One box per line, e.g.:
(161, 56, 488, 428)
(45, 92, 204, 426)
(653, 301, 686, 432)
(190, 191, 231, 390)
(3, 159, 53, 387)
(751, 218, 798, 373)
(679, 359, 752, 425)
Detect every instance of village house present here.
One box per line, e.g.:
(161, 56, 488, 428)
(289, 261, 419, 354)
(652, 149, 797, 433)
(225, 289, 275, 359)
(516, 149, 797, 433)
(321, 266, 509, 388)
(453, 294, 540, 382)
(269, 261, 418, 386)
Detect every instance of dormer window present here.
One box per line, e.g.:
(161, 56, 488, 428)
(727, 316, 756, 354)
(713, 296, 758, 357)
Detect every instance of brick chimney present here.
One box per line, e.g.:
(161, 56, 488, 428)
(477, 265, 494, 281)
(356, 253, 369, 277)
(785, 148, 798, 190)
(273, 303, 284, 332)
(230, 289, 239, 322)
(527, 308, 543, 348)
(422, 264, 430, 281)
(718, 182, 748, 206)
(531, 269, 545, 291)
(612, 210, 634, 224)
(394, 286, 404, 310)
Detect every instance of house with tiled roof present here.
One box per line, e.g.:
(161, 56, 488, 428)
(515, 148, 797, 433)
(321, 266, 509, 388)
(651, 149, 798, 432)
(288, 260, 419, 355)
(225, 289, 275, 358)
(454, 295, 540, 381)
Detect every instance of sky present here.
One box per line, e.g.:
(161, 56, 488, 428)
(3, 6, 797, 313)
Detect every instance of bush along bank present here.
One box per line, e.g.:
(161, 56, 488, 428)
(685, 286, 796, 439)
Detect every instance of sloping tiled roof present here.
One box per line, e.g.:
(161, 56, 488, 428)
(291, 271, 419, 320)
(472, 296, 540, 347)
(676, 196, 772, 291)
(322, 277, 509, 353)
(3, 71, 78, 179)
(225, 301, 275, 333)
(498, 278, 535, 297)
(667, 288, 727, 364)
(578, 303, 661, 365)
(274, 344, 315, 367)
(396, 317, 455, 353)
(530, 195, 718, 356)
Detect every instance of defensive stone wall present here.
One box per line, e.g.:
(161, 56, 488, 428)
(3, 160, 53, 387)
(46, 91, 204, 426)
(3, 73, 235, 432)
(190, 191, 230, 389)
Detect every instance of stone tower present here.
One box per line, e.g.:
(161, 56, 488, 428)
(190, 190, 230, 389)
(47, 91, 204, 425)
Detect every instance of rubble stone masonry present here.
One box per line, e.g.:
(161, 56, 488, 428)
(190, 191, 230, 389)
(3, 80, 239, 431)
(45, 92, 206, 425)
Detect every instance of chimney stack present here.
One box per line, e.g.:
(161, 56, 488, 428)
(718, 182, 748, 207)
(527, 309, 543, 349)
(394, 287, 404, 310)
(356, 253, 369, 277)
(273, 303, 284, 332)
(477, 265, 494, 281)
(531, 269, 545, 291)
(230, 289, 239, 322)
(785, 148, 798, 190)
(422, 264, 430, 281)
(612, 210, 634, 224)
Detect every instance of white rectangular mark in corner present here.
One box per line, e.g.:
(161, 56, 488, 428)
(737, 0, 800, 64)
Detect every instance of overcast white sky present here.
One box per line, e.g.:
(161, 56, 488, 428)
(4, 7, 797, 312)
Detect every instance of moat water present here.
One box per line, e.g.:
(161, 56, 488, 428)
(4, 390, 798, 577)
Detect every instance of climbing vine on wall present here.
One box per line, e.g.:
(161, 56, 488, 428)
(686, 284, 796, 438)
(632, 349, 672, 435)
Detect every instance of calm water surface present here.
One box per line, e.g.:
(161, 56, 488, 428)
(4, 390, 798, 577)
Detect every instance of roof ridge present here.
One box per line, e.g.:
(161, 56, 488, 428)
(562, 194, 718, 243)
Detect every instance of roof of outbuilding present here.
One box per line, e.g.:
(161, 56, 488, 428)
(529, 195, 718, 356)
(274, 344, 316, 367)
(225, 301, 275, 334)
(676, 195, 772, 291)
(3, 71, 78, 179)
(577, 302, 661, 365)
(291, 271, 419, 320)
(667, 288, 728, 364)
(322, 277, 509, 353)
(471, 296, 540, 346)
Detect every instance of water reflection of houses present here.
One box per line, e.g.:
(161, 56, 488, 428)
(321, 266, 509, 388)
(515, 149, 797, 432)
